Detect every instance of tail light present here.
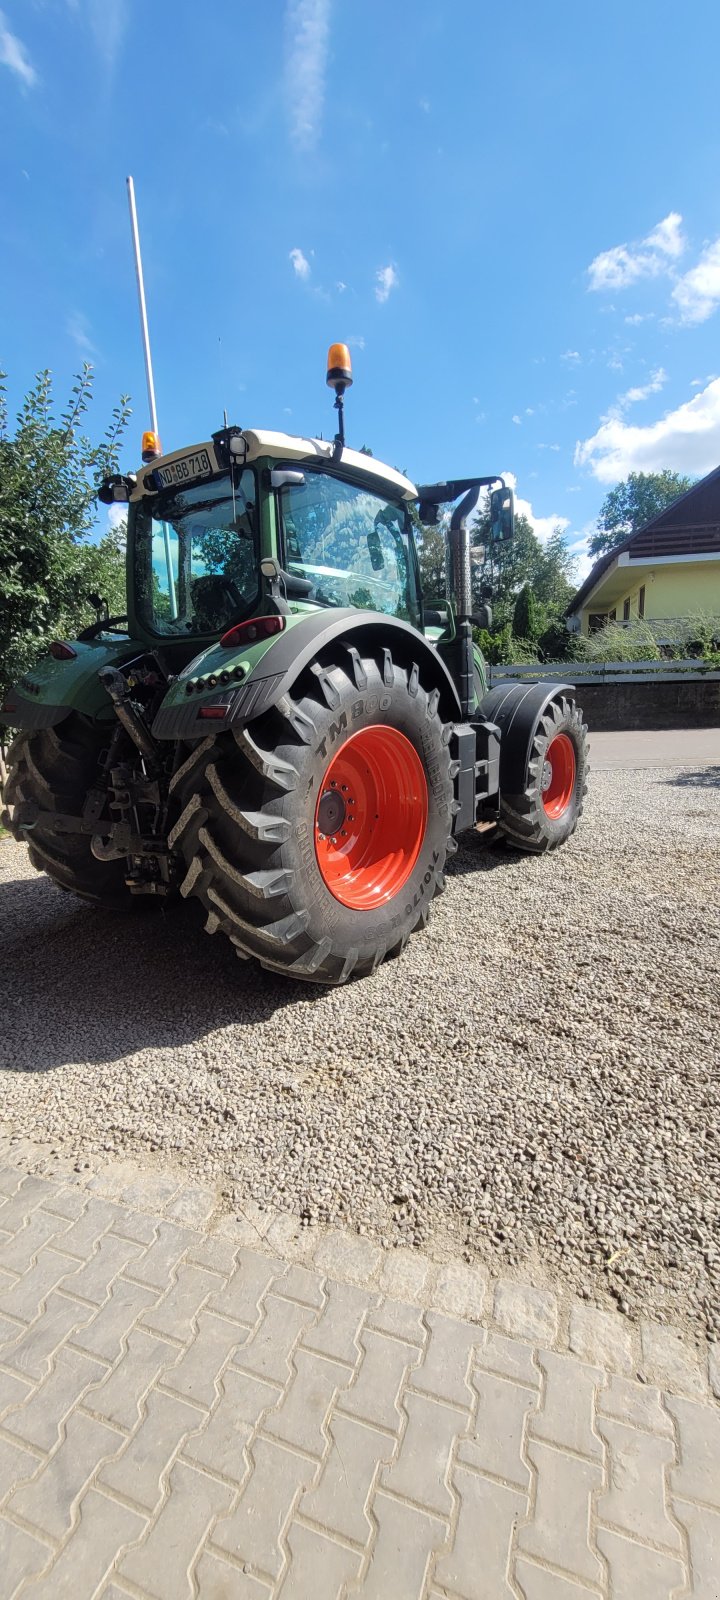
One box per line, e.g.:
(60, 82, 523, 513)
(49, 641, 77, 660)
(220, 615, 285, 650)
(197, 704, 230, 720)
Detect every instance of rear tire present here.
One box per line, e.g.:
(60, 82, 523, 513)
(497, 694, 588, 853)
(3, 715, 130, 905)
(170, 643, 455, 984)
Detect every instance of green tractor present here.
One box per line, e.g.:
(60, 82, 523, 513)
(1, 345, 588, 985)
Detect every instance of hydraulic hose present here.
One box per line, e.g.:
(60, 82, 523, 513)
(98, 666, 158, 763)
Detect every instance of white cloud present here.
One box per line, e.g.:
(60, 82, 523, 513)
(575, 375, 720, 483)
(284, 0, 331, 151)
(419, 97, 431, 113)
(672, 237, 720, 325)
(588, 211, 686, 292)
(67, 311, 97, 357)
(624, 312, 653, 325)
(611, 366, 667, 414)
(511, 414, 522, 426)
(0, 10, 37, 87)
(566, 530, 595, 584)
(336, 280, 347, 292)
(87, 0, 127, 67)
(375, 264, 398, 303)
(561, 350, 581, 364)
(346, 334, 366, 350)
(289, 247, 311, 280)
(498, 471, 570, 544)
(106, 503, 127, 531)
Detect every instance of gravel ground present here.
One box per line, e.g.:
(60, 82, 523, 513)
(1, 765, 719, 1335)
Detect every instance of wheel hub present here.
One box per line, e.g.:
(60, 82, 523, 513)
(541, 758, 553, 794)
(317, 787, 347, 838)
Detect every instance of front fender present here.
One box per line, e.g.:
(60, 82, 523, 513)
(478, 679, 575, 796)
(152, 610, 463, 740)
(0, 636, 145, 731)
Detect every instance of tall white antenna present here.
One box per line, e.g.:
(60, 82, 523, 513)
(126, 176, 159, 435)
(127, 176, 177, 620)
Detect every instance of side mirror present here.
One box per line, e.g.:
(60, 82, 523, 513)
(417, 500, 439, 526)
(270, 468, 306, 488)
(490, 486, 514, 543)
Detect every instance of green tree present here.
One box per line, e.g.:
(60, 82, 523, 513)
(512, 583, 540, 641)
(0, 366, 130, 700)
(472, 506, 576, 631)
(589, 470, 694, 559)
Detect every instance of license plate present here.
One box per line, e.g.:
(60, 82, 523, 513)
(154, 449, 212, 490)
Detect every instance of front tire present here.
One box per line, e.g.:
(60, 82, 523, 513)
(170, 643, 455, 984)
(497, 694, 588, 853)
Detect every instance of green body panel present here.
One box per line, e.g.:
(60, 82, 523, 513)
(472, 642, 489, 698)
(157, 607, 313, 714)
(11, 635, 144, 723)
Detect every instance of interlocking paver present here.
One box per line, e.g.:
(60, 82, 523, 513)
(61, 1234, 142, 1305)
(166, 1183, 217, 1229)
(2, 1345, 106, 1450)
(493, 1280, 558, 1346)
(208, 1248, 282, 1328)
(141, 1262, 219, 1342)
(53, 1197, 124, 1258)
(0, 1515, 52, 1598)
(40, 1186, 87, 1221)
(234, 1294, 316, 1385)
(212, 1436, 316, 1578)
(338, 1327, 419, 1433)
(529, 1350, 603, 1459)
(597, 1372, 674, 1436)
(303, 1279, 373, 1365)
(265, 1212, 317, 1263)
(595, 1524, 686, 1598)
(280, 1521, 362, 1596)
(366, 1297, 426, 1344)
(20, 1488, 146, 1599)
(640, 1321, 706, 1397)
(119, 1459, 234, 1600)
(110, 1208, 160, 1245)
(517, 1439, 604, 1587)
(193, 1549, 272, 1597)
(354, 1490, 446, 1598)
(121, 1172, 183, 1212)
(379, 1246, 432, 1304)
(87, 1327, 176, 1429)
(475, 1329, 540, 1388)
(435, 1468, 527, 1598)
(2, 1289, 94, 1378)
(185, 1234, 239, 1277)
(125, 1220, 194, 1290)
(382, 1391, 467, 1518)
(161, 1311, 244, 1408)
(410, 1311, 478, 1408)
(8, 1409, 123, 1540)
(99, 1387, 202, 1511)
(182, 1367, 278, 1481)
(0, 1365, 33, 1419)
(597, 1414, 682, 1550)
(0, 1434, 39, 1504)
(457, 1367, 536, 1488)
(0, 1247, 80, 1322)
(0, 1178, 54, 1237)
(666, 1393, 720, 1509)
(514, 1557, 597, 1598)
(0, 1165, 24, 1198)
(70, 1274, 160, 1361)
(300, 1412, 394, 1546)
(263, 1347, 350, 1457)
(672, 1497, 720, 1598)
(280, 1263, 326, 1308)
(569, 1302, 634, 1374)
(0, 1208, 69, 1272)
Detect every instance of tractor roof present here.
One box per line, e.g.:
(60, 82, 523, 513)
(134, 429, 417, 502)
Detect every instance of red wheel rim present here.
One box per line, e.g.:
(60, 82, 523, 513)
(541, 732, 576, 818)
(314, 726, 428, 910)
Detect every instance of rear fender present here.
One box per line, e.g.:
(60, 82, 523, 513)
(152, 609, 463, 740)
(0, 637, 145, 732)
(478, 680, 575, 796)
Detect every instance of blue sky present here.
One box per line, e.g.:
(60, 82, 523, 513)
(2, 0, 720, 579)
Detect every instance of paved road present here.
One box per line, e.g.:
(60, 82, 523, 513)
(0, 1148, 718, 1600)
(590, 727, 720, 769)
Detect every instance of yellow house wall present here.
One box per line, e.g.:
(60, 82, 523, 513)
(579, 560, 720, 635)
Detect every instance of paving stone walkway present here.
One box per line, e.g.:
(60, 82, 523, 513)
(0, 1151, 718, 1599)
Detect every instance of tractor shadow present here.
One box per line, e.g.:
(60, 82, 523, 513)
(0, 873, 320, 1074)
(664, 765, 720, 789)
(445, 829, 522, 879)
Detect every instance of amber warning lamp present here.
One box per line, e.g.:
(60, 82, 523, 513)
(141, 430, 162, 463)
(326, 343, 353, 460)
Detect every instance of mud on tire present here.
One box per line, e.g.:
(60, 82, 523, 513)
(170, 643, 456, 984)
(498, 694, 588, 854)
(3, 714, 130, 904)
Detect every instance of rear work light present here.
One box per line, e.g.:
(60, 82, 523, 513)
(49, 641, 77, 660)
(220, 615, 285, 650)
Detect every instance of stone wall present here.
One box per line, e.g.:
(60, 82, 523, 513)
(574, 676, 720, 732)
